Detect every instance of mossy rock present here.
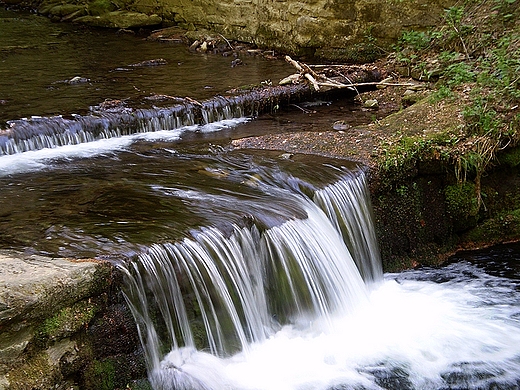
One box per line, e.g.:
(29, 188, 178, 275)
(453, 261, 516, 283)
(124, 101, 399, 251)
(445, 182, 480, 231)
(87, 0, 118, 16)
(38, 0, 68, 15)
(464, 208, 520, 245)
(128, 379, 154, 390)
(83, 354, 147, 390)
(6, 354, 57, 390)
(47, 4, 86, 17)
(74, 11, 162, 29)
(36, 299, 98, 345)
(83, 359, 115, 390)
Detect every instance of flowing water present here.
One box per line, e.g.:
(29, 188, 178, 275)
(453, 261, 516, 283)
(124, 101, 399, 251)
(0, 7, 293, 123)
(1, 8, 520, 390)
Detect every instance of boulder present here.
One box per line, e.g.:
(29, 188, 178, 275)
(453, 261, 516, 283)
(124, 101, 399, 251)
(0, 252, 110, 327)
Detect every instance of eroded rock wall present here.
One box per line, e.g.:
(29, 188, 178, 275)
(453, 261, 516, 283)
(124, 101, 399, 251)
(134, 0, 455, 60)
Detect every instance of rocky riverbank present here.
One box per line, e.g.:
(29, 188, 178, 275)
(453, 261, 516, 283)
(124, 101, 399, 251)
(0, 252, 147, 390)
(1, 0, 456, 63)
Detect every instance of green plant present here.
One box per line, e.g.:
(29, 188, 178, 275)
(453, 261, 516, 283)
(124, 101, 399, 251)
(438, 50, 460, 64)
(445, 6, 464, 27)
(463, 96, 502, 136)
(443, 5, 474, 59)
(453, 136, 499, 211)
(399, 30, 432, 51)
(396, 185, 408, 196)
(430, 85, 455, 102)
(445, 181, 479, 219)
(478, 34, 520, 100)
(394, 29, 442, 65)
(444, 62, 476, 86)
(492, 0, 518, 19)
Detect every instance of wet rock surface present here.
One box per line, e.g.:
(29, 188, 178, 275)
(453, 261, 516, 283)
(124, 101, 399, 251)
(73, 11, 162, 29)
(0, 252, 106, 325)
(0, 252, 145, 389)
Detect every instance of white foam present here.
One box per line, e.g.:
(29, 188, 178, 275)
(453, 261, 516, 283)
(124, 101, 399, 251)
(0, 118, 249, 176)
(0, 136, 133, 176)
(156, 267, 520, 390)
(199, 118, 250, 133)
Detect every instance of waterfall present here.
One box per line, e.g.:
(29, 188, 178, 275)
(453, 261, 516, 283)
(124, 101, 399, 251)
(0, 84, 309, 156)
(0, 103, 221, 156)
(119, 169, 382, 389)
(313, 168, 382, 283)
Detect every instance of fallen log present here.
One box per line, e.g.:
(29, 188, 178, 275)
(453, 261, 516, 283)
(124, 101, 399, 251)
(283, 55, 411, 92)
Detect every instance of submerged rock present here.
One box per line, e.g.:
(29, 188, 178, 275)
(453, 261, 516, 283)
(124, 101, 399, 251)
(67, 75, 90, 84)
(231, 58, 243, 67)
(364, 99, 379, 109)
(129, 58, 168, 67)
(333, 120, 350, 131)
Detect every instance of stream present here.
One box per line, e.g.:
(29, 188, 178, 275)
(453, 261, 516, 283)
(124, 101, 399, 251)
(1, 8, 520, 390)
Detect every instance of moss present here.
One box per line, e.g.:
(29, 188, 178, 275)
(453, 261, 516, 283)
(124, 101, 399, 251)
(498, 146, 520, 168)
(191, 319, 207, 350)
(84, 359, 116, 390)
(36, 299, 98, 345)
(445, 182, 479, 231)
(48, 4, 86, 17)
(82, 353, 147, 390)
(88, 0, 118, 16)
(8, 354, 57, 390)
(90, 262, 113, 295)
(127, 379, 154, 390)
(316, 42, 385, 63)
(464, 208, 520, 245)
(382, 242, 456, 272)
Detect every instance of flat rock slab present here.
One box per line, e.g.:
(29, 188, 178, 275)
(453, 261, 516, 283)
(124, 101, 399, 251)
(0, 251, 109, 325)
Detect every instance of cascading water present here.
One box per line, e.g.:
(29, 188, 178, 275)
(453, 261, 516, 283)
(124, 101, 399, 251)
(313, 168, 382, 283)
(119, 170, 381, 390)
(0, 100, 246, 156)
(119, 166, 520, 390)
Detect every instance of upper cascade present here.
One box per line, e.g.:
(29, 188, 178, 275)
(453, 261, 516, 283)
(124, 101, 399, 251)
(0, 100, 242, 156)
(0, 84, 307, 156)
